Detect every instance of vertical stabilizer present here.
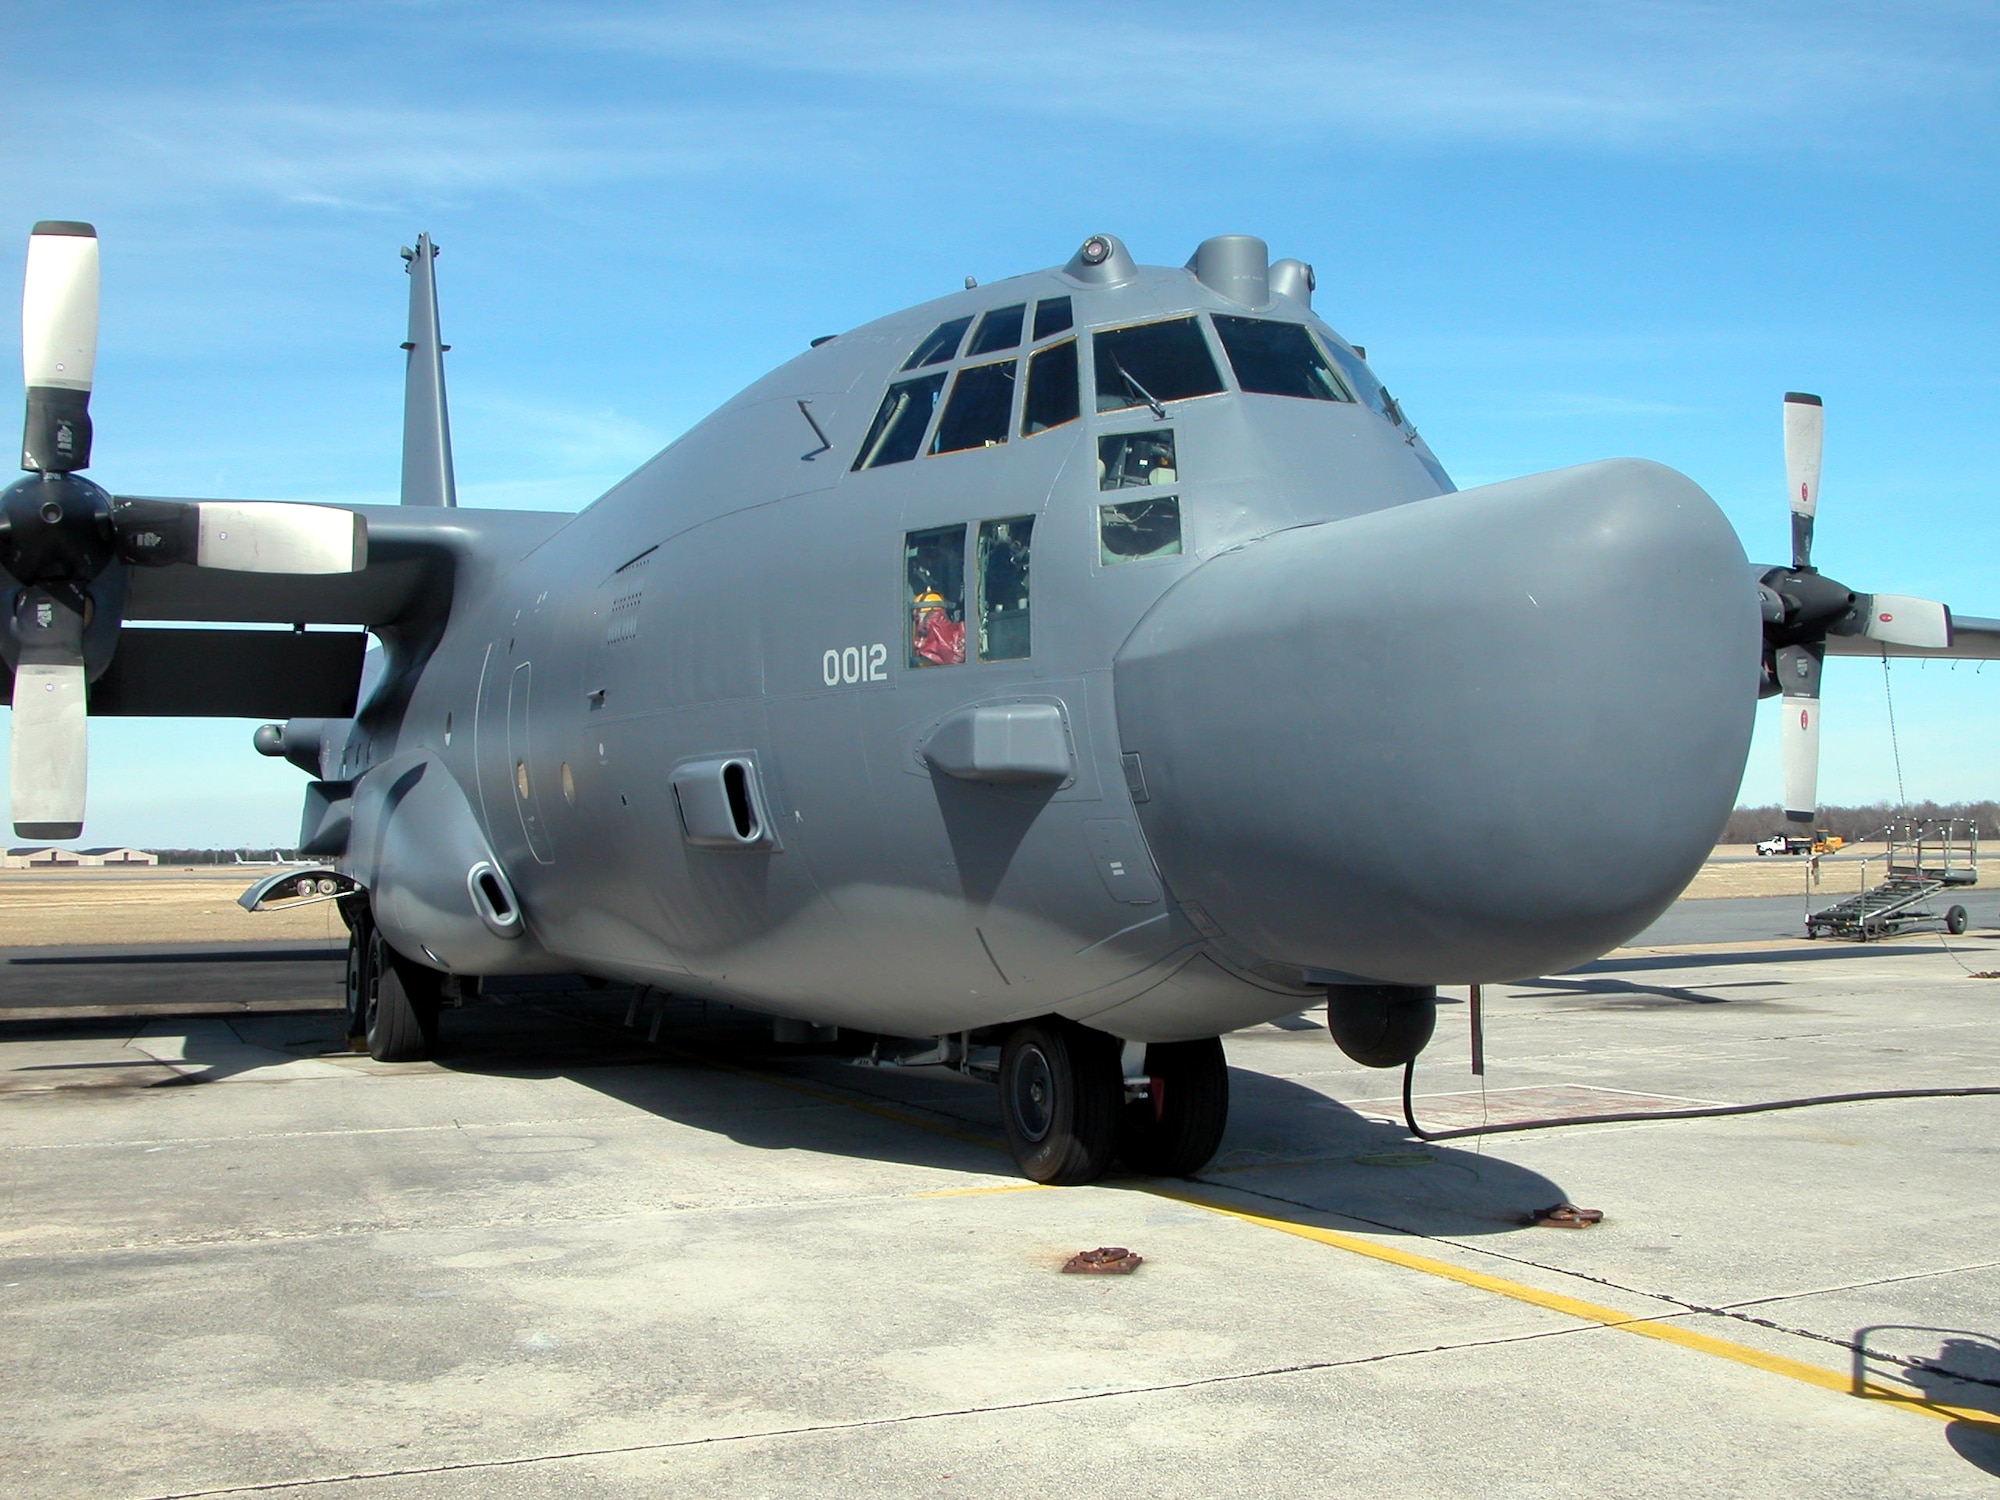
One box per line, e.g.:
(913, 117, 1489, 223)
(399, 233, 457, 507)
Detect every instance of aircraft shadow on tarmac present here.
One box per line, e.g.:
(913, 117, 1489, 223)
(1854, 1326, 2000, 1475)
(424, 980, 1573, 1242)
(1569, 945, 1960, 975)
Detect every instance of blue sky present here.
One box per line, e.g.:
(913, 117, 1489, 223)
(3, 0, 1998, 846)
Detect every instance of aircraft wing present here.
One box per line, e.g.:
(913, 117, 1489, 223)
(1824, 613, 2000, 661)
(121, 503, 571, 626)
(4, 503, 572, 719)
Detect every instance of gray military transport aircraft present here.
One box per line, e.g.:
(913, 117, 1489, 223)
(7, 221, 1996, 1184)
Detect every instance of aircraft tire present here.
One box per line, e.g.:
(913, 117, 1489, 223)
(342, 911, 373, 1047)
(364, 927, 441, 1063)
(998, 1019, 1122, 1185)
(1117, 1038, 1229, 1177)
(1947, 904, 1969, 935)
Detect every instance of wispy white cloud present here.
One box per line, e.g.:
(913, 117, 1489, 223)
(1, 96, 843, 215)
(543, 0, 1997, 151)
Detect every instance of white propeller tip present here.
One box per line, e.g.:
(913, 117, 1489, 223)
(23, 222, 100, 393)
(1863, 595, 1950, 650)
(195, 503, 368, 575)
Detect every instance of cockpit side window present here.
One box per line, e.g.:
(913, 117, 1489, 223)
(1093, 318, 1225, 414)
(906, 525, 967, 668)
(853, 372, 946, 470)
(902, 315, 974, 371)
(967, 304, 1026, 356)
(1021, 338, 1079, 436)
(1321, 340, 1401, 425)
(1032, 296, 1073, 340)
(976, 516, 1034, 661)
(1098, 429, 1176, 489)
(1100, 496, 1182, 565)
(1212, 316, 1355, 402)
(930, 360, 1016, 455)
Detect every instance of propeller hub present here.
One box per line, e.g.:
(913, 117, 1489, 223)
(0, 472, 115, 587)
(1759, 564, 1858, 643)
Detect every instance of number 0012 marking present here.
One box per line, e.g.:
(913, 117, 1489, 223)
(822, 643, 888, 686)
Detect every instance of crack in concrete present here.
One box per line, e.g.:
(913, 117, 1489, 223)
(1196, 1173, 2000, 1397)
(127, 1321, 1637, 1499)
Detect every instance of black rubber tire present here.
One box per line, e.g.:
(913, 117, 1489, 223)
(342, 909, 373, 1046)
(1327, 986, 1438, 1068)
(364, 927, 441, 1062)
(998, 1018, 1122, 1185)
(1117, 1037, 1229, 1177)
(1947, 905, 1969, 936)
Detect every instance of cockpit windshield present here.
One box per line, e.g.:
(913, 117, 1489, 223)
(1093, 318, 1224, 414)
(902, 316, 973, 371)
(852, 373, 946, 470)
(1211, 317, 1354, 402)
(1032, 296, 1073, 340)
(930, 360, 1015, 454)
(967, 304, 1025, 356)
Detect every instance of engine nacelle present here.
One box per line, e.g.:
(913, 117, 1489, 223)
(343, 748, 567, 975)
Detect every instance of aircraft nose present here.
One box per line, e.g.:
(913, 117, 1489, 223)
(1113, 459, 1758, 984)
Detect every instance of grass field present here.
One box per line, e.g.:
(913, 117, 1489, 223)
(4, 844, 1996, 948)
(0, 867, 345, 947)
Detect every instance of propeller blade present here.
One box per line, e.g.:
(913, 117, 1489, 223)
(1783, 392, 1822, 570)
(1775, 641, 1822, 824)
(10, 659, 86, 838)
(7, 585, 89, 838)
(1860, 593, 1950, 650)
(194, 502, 367, 574)
(21, 221, 99, 474)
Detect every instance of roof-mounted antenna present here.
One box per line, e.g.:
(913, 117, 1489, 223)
(398, 233, 457, 508)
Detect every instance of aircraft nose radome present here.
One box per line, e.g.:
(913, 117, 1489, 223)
(1112, 459, 1759, 985)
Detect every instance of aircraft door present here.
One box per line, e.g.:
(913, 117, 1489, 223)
(507, 661, 554, 864)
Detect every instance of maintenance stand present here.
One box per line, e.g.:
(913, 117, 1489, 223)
(1806, 819, 1977, 941)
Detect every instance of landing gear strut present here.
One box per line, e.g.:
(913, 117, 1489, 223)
(996, 1018, 1230, 1184)
(344, 910, 442, 1062)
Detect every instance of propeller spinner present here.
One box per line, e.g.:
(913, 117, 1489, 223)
(1759, 393, 1949, 829)
(1, 222, 369, 839)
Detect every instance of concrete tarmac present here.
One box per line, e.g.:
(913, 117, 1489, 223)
(3, 914, 1999, 1497)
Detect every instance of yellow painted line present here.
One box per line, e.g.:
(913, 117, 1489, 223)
(560, 998, 1997, 1434)
(1148, 1184, 2000, 1434)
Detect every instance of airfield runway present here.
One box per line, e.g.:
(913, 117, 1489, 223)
(2, 877, 1998, 1497)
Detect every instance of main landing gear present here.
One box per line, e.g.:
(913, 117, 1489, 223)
(343, 906, 443, 1062)
(996, 1017, 1228, 1185)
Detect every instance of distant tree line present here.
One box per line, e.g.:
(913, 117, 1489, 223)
(1724, 803, 2000, 844)
(149, 848, 302, 865)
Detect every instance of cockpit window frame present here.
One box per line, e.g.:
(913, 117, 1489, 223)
(967, 304, 1026, 357)
(852, 371, 948, 471)
(902, 315, 975, 371)
(1090, 315, 1228, 416)
(1209, 315, 1358, 404)
(929, 357, 1019, 456)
